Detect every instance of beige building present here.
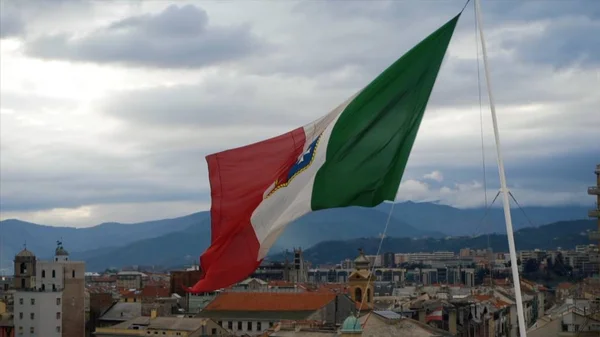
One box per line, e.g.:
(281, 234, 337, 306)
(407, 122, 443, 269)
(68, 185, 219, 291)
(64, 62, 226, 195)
(116, 271, 145, 289)
(12, 243, 86, 337)
(95, 314, 229, 336)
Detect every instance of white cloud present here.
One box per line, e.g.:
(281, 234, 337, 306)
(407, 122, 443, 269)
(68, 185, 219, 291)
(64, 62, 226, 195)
(396, 178, 589, 209)
(0, 201, 210, 227)
(423, 171, 444, 182)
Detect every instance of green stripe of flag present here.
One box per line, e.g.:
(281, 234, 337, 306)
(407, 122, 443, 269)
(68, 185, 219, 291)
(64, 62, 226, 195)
(311, 14, 461, 210)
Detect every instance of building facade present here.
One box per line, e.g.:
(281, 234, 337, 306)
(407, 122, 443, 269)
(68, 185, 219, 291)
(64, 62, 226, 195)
(12, 243, 86, 337)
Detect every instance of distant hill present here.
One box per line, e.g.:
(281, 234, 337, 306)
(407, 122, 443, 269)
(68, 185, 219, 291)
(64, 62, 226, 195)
(281, 220, 597, 265)
(0, 201, 591, 272)
(74, 206, 438, 272)
(0, 213, 209, 269)
(375, 201, 589, 235)
(77, 218, 213, 272)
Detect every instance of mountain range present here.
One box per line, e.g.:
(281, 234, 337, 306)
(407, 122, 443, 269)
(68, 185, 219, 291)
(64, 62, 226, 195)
(0, 201, 591, 272)
(278, 219, 597, 265)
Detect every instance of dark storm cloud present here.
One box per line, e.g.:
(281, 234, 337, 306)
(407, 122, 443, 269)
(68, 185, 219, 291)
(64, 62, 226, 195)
(23, 4, 267, 68)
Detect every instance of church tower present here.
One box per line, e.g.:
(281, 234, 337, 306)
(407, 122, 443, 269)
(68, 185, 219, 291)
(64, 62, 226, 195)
(348, 249, 374, 310)
(13, 248, 36, 290)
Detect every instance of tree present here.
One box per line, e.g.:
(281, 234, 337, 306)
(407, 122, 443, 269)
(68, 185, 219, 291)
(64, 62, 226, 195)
(523, 259, 539, 274)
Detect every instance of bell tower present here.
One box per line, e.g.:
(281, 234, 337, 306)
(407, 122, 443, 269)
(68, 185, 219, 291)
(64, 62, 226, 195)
(348, 249, 374, 310)
(13, 247, 36, 290)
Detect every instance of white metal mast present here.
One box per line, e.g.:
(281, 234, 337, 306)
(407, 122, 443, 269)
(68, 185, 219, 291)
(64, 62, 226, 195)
(474, 0, 528, 336)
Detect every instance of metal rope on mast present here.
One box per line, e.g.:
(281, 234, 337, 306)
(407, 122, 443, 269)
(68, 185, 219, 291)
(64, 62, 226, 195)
(473, 0, 528, 336)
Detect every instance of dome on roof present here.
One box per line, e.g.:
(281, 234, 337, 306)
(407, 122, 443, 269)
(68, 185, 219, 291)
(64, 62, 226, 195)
(354, 254, 370, 264)
(354, 249, 370, 270)
(16, 248, 35, 257)
(55, 246, 69, 256)
(341, 315, 362, 333)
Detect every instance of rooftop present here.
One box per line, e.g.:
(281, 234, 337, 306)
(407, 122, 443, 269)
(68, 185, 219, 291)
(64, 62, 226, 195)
(16, 248, 35, 258)
(110, 316, 213, 331)
(99, 302, 141, 322)
(204, 292, 336, 312)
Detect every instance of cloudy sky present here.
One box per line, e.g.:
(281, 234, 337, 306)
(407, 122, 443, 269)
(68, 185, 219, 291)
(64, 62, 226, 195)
(0, 0, 598, 227)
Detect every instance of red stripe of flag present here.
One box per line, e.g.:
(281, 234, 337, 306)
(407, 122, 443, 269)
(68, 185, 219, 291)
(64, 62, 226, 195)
(187, 127, 306, 293)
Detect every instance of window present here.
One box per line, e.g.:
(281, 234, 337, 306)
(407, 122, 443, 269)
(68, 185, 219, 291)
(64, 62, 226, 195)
(30, 327, 34, 333)
(30, 313, 34, 319)
(42, 270, 46, 278)
(19, 298, 23, 305)
(72, 270, 75, 278)
(19, 312, 23, 319)
(53, 284, 57, 291)
(41, 284, 45, 291)
(269, 322, 274, 327)
(56, 326, 61, 332)
(30, 298, 35, 305)
(257, 322, 262, 331)
(56, 312, 61, 319)
(227, 321, 233, 329)
(247, 321, 252, 330)
(237, 321, 242, 330)
(52, 270, 56, 278)
(56, 298, 61, 305)
(355, 287, 362, 302)
(211, 328, 217, 335)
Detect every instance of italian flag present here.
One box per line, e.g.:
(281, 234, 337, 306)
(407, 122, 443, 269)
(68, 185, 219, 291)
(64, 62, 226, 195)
(188, 14, 460, 292)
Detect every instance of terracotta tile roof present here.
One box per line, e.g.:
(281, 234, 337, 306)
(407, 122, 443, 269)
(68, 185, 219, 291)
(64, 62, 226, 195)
(494, 300, 510, 309)
(557, 282, 574, 289)
(119, 288, 135, 296)
(474, 295, 492, 302)
(204, 292, 336, 312)
(90, 276, 116, 283)
(268, 280, 296, 287)
(141, 286, 170, 298)
(313, 283, 348, 294)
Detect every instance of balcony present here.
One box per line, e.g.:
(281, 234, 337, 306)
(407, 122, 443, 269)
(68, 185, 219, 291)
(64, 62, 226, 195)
(589, 186, 600, 195)
(590, 231, 600, 241)
(589, 209, 600, 218)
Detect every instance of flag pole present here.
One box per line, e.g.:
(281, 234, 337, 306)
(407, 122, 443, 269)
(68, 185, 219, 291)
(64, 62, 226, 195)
(473, 0, 528, 336)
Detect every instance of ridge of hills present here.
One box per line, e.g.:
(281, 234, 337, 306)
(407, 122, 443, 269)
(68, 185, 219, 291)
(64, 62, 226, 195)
(0, 202, 590, 272)
(283, 219, 597, 266)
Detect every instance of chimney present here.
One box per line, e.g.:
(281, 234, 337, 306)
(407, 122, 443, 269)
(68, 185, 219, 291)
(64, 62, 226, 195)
(449, 309, 457, 335)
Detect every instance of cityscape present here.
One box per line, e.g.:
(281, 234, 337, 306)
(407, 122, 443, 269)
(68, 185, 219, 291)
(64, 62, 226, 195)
(0, 164, 598, 336)
(1, 1, 599, 337)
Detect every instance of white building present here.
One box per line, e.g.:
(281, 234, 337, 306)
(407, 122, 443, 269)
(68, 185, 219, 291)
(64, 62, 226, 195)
(14, 290, 62, 336)
(13, 243, 86, 337)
